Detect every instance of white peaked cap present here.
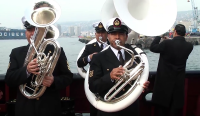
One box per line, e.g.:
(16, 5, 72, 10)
(106, 17, 131, 34)
(92, 21, 102, 28)
(21, 16, 26, 25)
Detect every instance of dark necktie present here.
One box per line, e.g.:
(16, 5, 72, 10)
(118, 50, 124, 65)
(100, 44, 103, 50)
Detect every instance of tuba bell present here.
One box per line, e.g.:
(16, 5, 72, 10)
(84, 0, 177, 112)
(19, 0, 61, 99)
(101, 0, 177, 36)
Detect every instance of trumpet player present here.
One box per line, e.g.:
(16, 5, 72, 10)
(77, 22, 109, 68)
(4, 1, 73, 116)
(89, 17, 150, 116)
(77, 22, 110, 116)
(150, 24, 193, 116)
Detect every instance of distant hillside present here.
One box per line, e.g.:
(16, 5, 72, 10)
(58, 20, 99, 32)
(176, 10, 200, 21)
(58, 10, 200, 33)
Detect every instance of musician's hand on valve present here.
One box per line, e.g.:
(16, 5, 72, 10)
(143, 81, 150, 92)
(89, 52, 98, 60)
(110, 65, 125, 80)
(27, 58, 40, 75)
(42, 75, 54, 87)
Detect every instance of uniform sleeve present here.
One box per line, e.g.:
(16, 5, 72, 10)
(89, 54, 114, 94)
(5, 49, 28, 87)
(150, 36, 166, 53)
(77, 45, 90, 67)
(52, 48, 73, 90)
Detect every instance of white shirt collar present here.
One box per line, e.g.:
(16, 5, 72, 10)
(110, 46, 125, 60)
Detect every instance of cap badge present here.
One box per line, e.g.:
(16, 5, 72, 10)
(113, 18, 121, 27)
(98, 22, 103, 28)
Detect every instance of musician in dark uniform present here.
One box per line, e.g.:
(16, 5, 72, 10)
(77, 22, 109, 68)
(4, 2, 73, 116)
(77, 22, 109, 116)
(150, 24, 193, 116)
(89, 17, 150, 116)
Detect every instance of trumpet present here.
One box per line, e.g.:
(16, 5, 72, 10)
(99, 36, 109, 46)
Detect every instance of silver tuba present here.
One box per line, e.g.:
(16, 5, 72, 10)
(19, 0, 61, 99)
(84, 0, 177, 112)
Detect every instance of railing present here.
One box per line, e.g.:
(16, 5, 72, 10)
(1, 71, 200, 116)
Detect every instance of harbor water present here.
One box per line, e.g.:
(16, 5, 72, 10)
(0, 37, 200, 75)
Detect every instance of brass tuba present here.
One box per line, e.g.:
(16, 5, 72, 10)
(19, 0, 61, 99)
(84, 0, 177, 112)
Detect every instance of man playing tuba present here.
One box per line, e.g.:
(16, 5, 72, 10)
(89, 17, 150, 116)
(5, 1, 73, 116)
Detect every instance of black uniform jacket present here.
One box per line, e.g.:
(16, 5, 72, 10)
(89, 44, 140, 116)
(77, 40, 110, 68)
(5, 44, 73, 116)
(150, 36, 193, 108)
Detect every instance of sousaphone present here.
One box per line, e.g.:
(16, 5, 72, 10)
(84, 0, 177, 112)
(101, 0, 177, 36)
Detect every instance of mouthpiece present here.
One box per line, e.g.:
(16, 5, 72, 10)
(115, 40, 120, 46)
(99, 36, 102, 41)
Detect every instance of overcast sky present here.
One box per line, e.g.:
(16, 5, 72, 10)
(0, 0, 200, 28)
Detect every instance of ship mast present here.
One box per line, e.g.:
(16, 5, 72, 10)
(187, 0, 199, 32)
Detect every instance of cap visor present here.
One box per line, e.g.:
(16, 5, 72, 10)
(96, 29, 106, 33)
(108, 29, 127, 34)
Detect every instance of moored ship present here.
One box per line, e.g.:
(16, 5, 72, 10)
(78, 35, 95, 44)
(0, 27, 26, 40)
